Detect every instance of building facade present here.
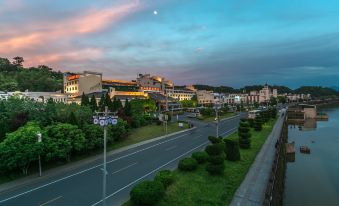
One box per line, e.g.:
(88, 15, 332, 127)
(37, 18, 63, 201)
(197, 90, 215, 105)
(165, 88, 195, 101)
(64, 71, 102, 97)
(136, 74, 173, 93)
(5, 91, 68, 103)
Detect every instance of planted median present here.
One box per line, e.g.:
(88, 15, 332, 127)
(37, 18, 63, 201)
(124, 109, 277, 206)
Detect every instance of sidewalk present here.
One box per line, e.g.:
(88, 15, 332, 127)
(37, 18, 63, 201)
(230, 113, 285, 206)
(0, 126, 195, 194)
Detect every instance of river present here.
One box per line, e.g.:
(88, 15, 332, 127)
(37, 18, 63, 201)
(284, 105, 339, 206)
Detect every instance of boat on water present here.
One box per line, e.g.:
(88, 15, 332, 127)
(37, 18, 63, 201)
(300, 146, 311, 154)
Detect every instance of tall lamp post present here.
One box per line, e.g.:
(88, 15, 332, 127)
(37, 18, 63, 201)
(93, 106, 118, 206)
(37, 132, 42, 177)
(214, 103, 221, 138)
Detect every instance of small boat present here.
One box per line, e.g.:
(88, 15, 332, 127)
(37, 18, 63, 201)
(300, 146, 311, 154)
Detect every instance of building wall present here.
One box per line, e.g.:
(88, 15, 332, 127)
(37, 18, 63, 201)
(197, 90, 214, 105)
(166, 89, 195, 101)
(64, 71, 102, 97)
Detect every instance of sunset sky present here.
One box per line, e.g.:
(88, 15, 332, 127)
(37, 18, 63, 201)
(1, 0, 339, 88)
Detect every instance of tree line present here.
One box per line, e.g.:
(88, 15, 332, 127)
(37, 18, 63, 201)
(0, 95, 157, 176)
(0, 57, 63, 92)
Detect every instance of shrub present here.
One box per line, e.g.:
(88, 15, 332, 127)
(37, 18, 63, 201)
(192, 151, 209, 164)
(208, 155, 224, 164)
(130, 180, 165, 205)
(205, 144, 224, 156)
(206, 163, 225, 175)
(253, 116, 263, 131)
(154, 170, 174, 188)
(238, 120, 251, 149)
(224, 139, 240, 161)
(178, 157, 198, 171)
(208, 136, 222, 144)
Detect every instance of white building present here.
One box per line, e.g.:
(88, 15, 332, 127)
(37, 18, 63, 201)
(165, 89, 195, 101)
(5, 91, 68, 103)
(197, 90, 215, 105)
(64, 71, 102, 98)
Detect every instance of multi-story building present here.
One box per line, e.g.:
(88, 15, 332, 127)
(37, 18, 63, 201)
(197, 90, 215, 105)
(259, 84, 277, 103)
(136, 74, 173, 93)
(165, 88, 195, 101)
(63, 71, 102, 98)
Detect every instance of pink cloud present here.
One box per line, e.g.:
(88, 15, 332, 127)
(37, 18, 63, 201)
(0, 0, 141, 64)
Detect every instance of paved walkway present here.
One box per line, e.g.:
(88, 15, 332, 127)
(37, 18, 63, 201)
(230, 111, 286, 206)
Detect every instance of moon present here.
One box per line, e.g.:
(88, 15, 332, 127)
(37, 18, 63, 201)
(153, 10, 158, 15)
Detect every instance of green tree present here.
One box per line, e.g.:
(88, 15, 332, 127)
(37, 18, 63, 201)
(45, 123, 85, 162)
(98, 94, 105, 111)
(89, 95, 98, 112)
(124, 99, 132, 116)
(68, 111, 78, 126)
(238, 120, 251, 149)
(269, 97, 277, 106)
(277, 96, 287, 104)
(0, 122, 43, 175)
(80, 92, 90, 106)
(82, 124, 103, 151)
(253, 115, 263, 131)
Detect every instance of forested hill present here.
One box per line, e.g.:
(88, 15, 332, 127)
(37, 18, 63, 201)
(0, 57, 63, 92)
(193, 84, 339, 98)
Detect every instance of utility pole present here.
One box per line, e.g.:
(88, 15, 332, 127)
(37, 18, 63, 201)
(215, 102, 220, 138)
(93, 106, 118, 206)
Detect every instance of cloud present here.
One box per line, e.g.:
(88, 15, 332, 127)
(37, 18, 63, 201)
(0, 0, 141, 55)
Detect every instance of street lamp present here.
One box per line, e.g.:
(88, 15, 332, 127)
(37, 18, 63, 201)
(214, 103, 221, 138)
(37, 132, 42, 177)
(92, 106, 118, 206)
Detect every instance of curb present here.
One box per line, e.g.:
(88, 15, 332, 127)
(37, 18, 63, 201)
(0, 126, 196, 194)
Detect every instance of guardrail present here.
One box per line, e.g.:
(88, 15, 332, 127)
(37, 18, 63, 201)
(264, 115, 288, 206)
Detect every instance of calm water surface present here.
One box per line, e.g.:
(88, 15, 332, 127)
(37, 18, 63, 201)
(284, 106, 339, 206)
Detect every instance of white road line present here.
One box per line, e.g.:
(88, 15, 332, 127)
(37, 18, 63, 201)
(39, 196, 62, 206)
(220, 127, 238, 136)
(165, 145, 177, 151)
(0, 133, 189, 203)
(112, 162, 137, 175)
(91, 141, 209, 206)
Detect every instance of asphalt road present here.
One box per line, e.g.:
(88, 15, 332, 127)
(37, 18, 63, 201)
(0, 114, 243, 206)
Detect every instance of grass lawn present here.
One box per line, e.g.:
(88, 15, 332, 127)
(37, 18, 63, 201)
(125, 119, 276, 206)
(198, 112, 237, 122)
(108, 122, 188, 151)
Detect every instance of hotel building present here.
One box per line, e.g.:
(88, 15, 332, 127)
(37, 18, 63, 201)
(63, 71, 102, 98)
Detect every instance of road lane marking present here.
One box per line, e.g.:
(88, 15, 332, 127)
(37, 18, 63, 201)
(91, 141, 209, 206)
(39, 196, 62, 206)
(0, 133, 190, 203)
(220, 127, 238, 136)
(112, 162, 137, 175)
(165, 145, 177, 151)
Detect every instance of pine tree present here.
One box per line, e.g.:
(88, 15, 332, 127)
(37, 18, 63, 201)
(89, 95, 98, 112)
(68, 111, 78, 125)
(238, 121, 251, 149)
(124, 99, 132, 116)
(98, 94, 105, 111)
(80, 92, 89, 106)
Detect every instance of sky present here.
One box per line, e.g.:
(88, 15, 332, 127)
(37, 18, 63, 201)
(0, 0, 339, 88)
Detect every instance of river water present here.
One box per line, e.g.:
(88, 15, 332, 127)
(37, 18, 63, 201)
(284, 106, 339, 206)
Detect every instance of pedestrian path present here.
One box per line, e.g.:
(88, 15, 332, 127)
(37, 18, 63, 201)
(230, 112, 285, 206)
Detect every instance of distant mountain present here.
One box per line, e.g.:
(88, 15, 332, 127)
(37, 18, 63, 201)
(330, 86, 339, 91)
(294, 86, 339, 98)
